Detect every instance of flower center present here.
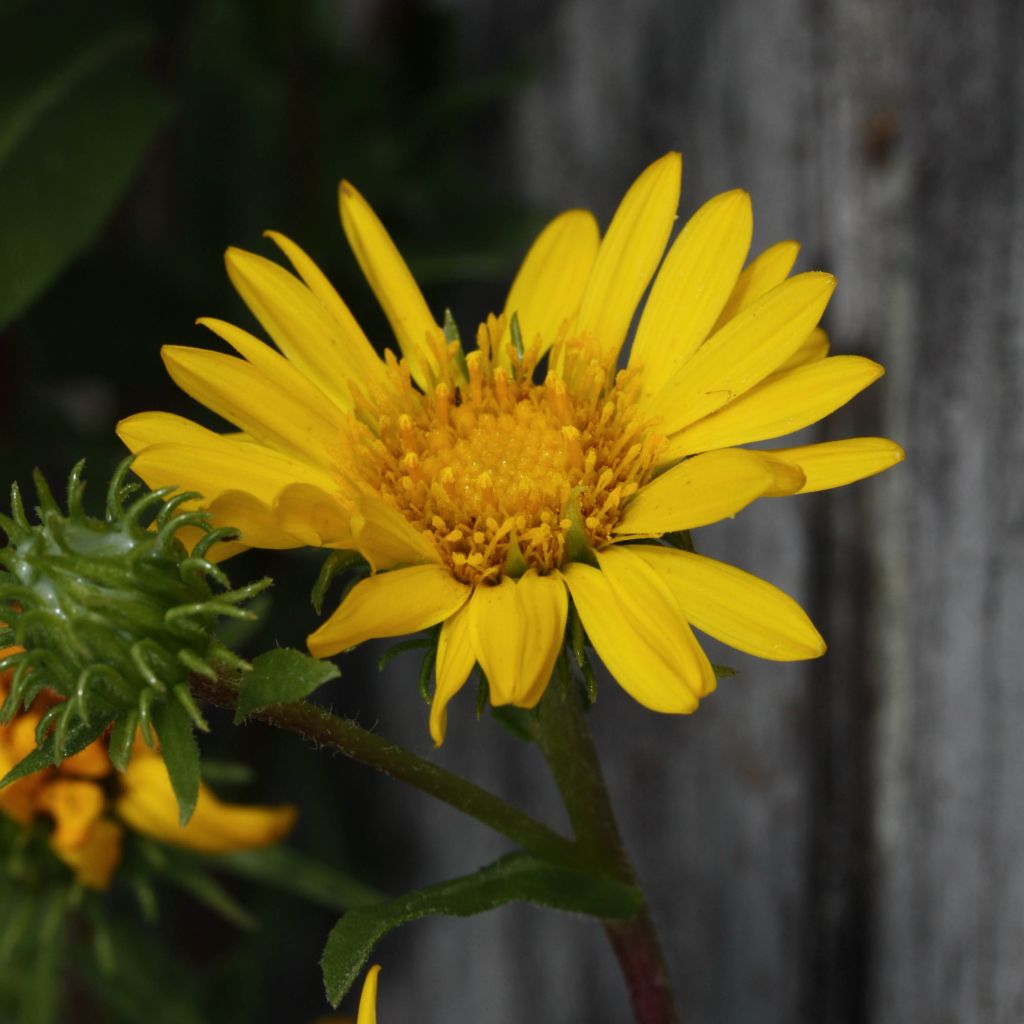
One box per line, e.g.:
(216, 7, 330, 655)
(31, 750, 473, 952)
(343, 319, 664, 584)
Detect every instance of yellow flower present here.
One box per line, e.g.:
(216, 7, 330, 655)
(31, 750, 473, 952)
(119, 153, 903, 744)
(0, 646, 296, 888)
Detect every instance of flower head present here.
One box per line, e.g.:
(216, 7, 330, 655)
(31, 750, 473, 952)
(120, 153, 904, 743)
(0, 645, 296, 889)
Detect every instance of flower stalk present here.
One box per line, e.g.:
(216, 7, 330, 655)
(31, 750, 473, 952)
(536, 664, 679, 1024)
(188, 673, 587, 874)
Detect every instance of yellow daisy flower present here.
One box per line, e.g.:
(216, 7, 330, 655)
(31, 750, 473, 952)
(0, 645, 297, 888)
(119, 153, 903, 744)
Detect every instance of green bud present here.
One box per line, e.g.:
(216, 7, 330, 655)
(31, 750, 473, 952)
(0, 458, 270, 765)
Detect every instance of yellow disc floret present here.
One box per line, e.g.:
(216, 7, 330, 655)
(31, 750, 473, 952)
(341, 317, 665, 585)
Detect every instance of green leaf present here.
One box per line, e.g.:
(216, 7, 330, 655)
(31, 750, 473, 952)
(321, 853, 643, 1006)
(0, 714, 107, 789)
(151, 699, 199, 826)
(234, 648, 340, 724)
(0, 8, 170, 325)
(213, 845, 384, 912)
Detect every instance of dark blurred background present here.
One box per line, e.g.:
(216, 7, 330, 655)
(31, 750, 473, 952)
(1, 1, 1021, 1022)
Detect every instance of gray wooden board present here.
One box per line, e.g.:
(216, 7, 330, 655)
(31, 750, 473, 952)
(346, 0, 1024, 1020)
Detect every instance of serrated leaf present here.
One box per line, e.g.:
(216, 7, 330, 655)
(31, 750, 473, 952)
(234, 648, 340, 724)
(321, 853, 642, 1006)
(0, 714, 107, 789)
(0, 9, 170, 325)
(151, 699, 199, 826)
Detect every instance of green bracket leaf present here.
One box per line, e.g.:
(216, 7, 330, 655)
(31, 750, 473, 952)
(0, 714, 108, 789)
(151, 699, 199, 826)
(234, 648, 340, 724)
(321, 853, 643, 1006)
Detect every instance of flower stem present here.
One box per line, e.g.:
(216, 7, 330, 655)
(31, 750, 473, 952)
(536, 668, 679, 1024)
(189, 673, 584, 873)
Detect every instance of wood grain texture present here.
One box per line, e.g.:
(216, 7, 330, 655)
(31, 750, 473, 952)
(354, 0, 1023, 1020)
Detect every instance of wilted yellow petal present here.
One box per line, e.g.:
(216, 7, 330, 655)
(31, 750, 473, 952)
(308, 564, 469, 658)
(712, 239, 800, 331)
(430, 603, 476, 746)
(562, 548, 712, 710)
(763, 437, 906, 493)
(501, 209, 599, 365)
(616, 448, 778, 534)
(117, 754, 296, 855)
(339, 180, 440, 388)
(576, 152, 682, 363)
(659, 355, 884, 460)
(648, 272, 836, 435)
(56, 819, 123, 891)
(631, 545, 826, 660)
(631, 189, 752, 396)
(37, 779, 105, 851)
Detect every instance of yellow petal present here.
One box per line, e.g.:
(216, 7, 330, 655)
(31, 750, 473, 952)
(648, 272, 837, 434)
(161, 345, 340, 468)
(430, 603, 476, 746)
(207, 490, 313, 550)
(501, 209, 600, 365)
(512, 570, 568, 707)
(308, 564, 469, 658)
(630, 189, 752, 396)
(265, 230, 384, 383)
(197, 316, 353, 429)
(57, 819, 123, 891)
(339, 180, 440, 388)
(712, 239, 800, 331)
(276, 483, 354, 548)
(352, 496, 441, 571)
(659, 356, 885, 460)
(776, 327, 829, 372)
(128, 438, 337, 509)
(117, 411, 220, 452)
(467, 571, 567, 707)
(576, 152, 682, 363)
(616, 448, 778, 534)
(763, 437, 905, 493)
(116, 753, 296, 855)
(631, 545, 826, 660)
(562, 549, 711, 711)
(357, 965, 381, 1024)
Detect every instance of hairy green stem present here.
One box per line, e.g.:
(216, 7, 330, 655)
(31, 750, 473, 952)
(536, 669, 679, 1024)
(189, 674, 585, 873)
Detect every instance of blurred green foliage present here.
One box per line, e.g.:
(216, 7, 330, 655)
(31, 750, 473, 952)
(0, 1, 536, 1020)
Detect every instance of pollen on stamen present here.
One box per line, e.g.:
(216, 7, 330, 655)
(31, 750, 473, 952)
(338, 322, 665, 585)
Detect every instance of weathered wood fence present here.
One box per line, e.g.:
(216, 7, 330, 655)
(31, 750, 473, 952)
(359, 1, 1024, 1021)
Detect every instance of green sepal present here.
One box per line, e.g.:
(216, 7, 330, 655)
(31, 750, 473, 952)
(563, 487, 598, 567)
(712, 663, 738, 679)
(0, 714, 108, 789)
(310, 550, 369, 615)
(151, 699, 199, 826)
(321, 853, 643, 1007)
(509, 311, 525, 360)
(490, 705, 537, 743)
(663, 530, 695, 552)
(233, 648, 340, 724)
